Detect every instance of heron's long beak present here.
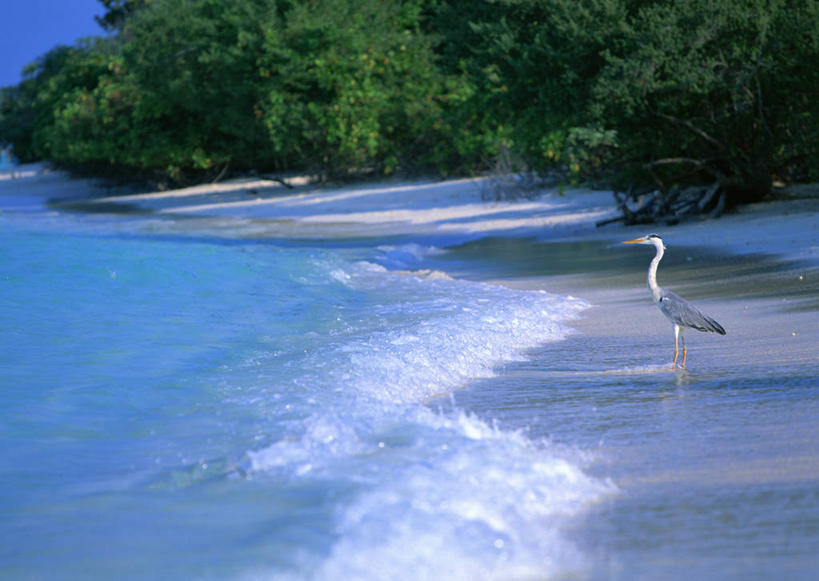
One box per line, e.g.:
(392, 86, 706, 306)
(622, 237, 647, 244)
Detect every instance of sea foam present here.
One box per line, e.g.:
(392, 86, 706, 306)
(248, 407, 615, 580)
(243, 260, 613, 579)
(327, 259, 589, 404)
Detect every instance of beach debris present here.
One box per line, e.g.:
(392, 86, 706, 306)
(597, 181, 727, 227)
(481, 144, 561, 201)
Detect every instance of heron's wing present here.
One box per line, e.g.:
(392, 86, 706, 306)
(659, 291, 726, 334)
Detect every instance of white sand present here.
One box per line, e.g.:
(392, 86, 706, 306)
(3, 162, 817, 482)
(2, 163, 816, 261)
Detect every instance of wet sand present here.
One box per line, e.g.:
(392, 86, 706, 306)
(4, 164, 818, 578)
(4, 164, 816, 372)
(4, 163, 815, 372)
(424, 218, 817, 579)
(426, 197, 818, 578)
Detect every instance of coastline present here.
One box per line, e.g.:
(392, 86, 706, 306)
(3, 164, 817, 359)
(4, 164, 819, 578)
(3, 164, 816, 359)
(4, 163, 816, 390)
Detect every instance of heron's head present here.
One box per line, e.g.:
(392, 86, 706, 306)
(622, 233, 665, 249)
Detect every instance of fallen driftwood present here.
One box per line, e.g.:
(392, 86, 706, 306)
(597, 181, 727, 227)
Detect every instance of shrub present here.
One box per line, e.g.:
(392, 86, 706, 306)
(259, 0, 444, 177)
(592, 0, 819, 199)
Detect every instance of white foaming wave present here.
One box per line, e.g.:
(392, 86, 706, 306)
(330, 264, 588, 404)
(375, 243, 445, 270)
(248, 409, 615, 580)
(242, 258, 607, 579)
(245, 413, 366, 477)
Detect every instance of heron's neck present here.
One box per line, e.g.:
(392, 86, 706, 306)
(647, 242, 664, 302)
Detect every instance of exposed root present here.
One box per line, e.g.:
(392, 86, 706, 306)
(597, 181, 728, 227)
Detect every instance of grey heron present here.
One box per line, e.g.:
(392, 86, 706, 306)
(623, 234, 725, 368)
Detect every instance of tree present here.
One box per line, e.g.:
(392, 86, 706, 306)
(592, 0, 819, 209)
(118, 0, 278, 175)
(1, 0, 816, 204)
(37, 0, 281, 178)
(95, 0, 150, 32)
(428, 0, 627, 180)
(0, 41, 118, 163)
(259, 0, 444, 177)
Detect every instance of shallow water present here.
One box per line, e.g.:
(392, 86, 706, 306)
(1, 210, 608, 580)
(439, 236, 819, 580)
(447, 340, 819, 575)
(2, 196, 818, 580)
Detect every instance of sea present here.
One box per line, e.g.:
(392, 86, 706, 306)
(1, 184, 818, 580)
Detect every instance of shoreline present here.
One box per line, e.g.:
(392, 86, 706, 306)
(4, 163, 819, 578)
(3, 163, 817, 353)
(4, 163, 815, 373)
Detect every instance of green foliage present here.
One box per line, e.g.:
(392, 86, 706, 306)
(592, 0, 819, 194)
(35, 41, 125, 166)
(0, 0, 816, 193)
(423, 2, 515, 173)
(259, 0, 443, 176)
(441, 0, 629, 173)
(118, 0, 278, 175)
(0, 84, 37, 161)
(95, 0, 150, 32)
(0, 40, 118, 162)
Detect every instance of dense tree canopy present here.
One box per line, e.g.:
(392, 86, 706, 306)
(1, 0, 817, 204)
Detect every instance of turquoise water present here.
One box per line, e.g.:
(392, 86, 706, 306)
(1, 210, 608, 579)
(3, 194, 818, 580)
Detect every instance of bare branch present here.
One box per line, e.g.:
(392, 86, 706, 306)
(645, 157, 724, 180)
(646, 157, 706, 167)
(651, 110, 727, 151)
(211, 162, 230, 184)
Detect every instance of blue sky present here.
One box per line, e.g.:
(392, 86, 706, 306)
(0, 0, 106, 88)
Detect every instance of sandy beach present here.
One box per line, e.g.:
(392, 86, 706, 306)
(7, 163, 815, 283)
(43, 165, 819, 453)
(4, 162, 817, 388)
(3, 163, 817, 378)
(2, 164, 818, 579)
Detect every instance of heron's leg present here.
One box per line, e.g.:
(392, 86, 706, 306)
(672, 325, 680, 368)
(680, 328, 687, 369)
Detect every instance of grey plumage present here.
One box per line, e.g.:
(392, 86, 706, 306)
(659, 290, 726, 335)
(623, 233, 726, 368)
